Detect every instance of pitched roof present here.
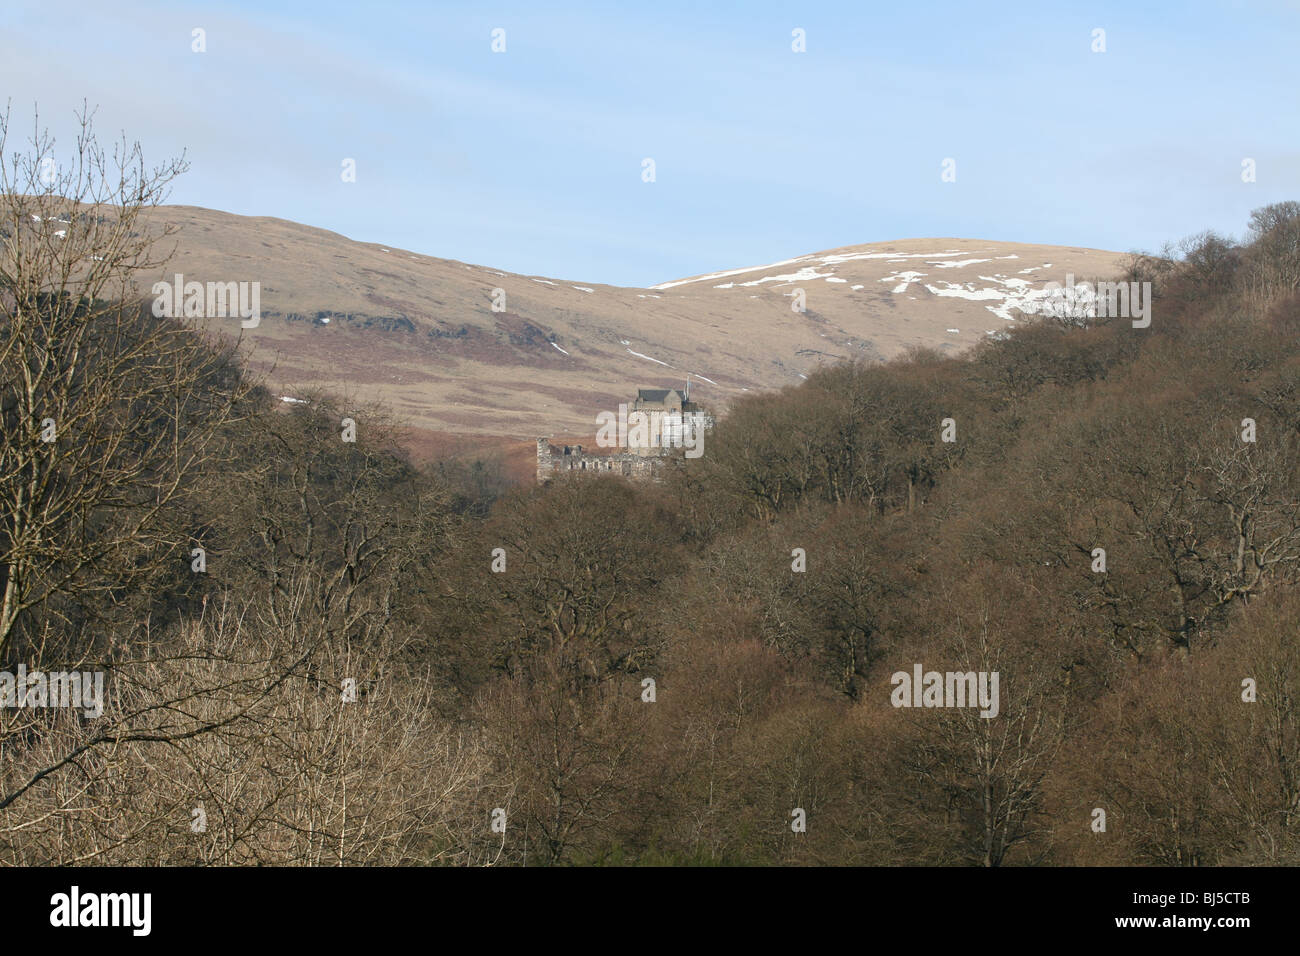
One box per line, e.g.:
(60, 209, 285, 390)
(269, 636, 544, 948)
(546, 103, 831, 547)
(637, 388, 685, 403)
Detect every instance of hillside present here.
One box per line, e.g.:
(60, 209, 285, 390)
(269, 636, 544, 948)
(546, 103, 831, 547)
(139, 206, 1127, 439)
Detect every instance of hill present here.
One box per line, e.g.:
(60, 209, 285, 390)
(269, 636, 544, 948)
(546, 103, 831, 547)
(138, 206, 1127, 440)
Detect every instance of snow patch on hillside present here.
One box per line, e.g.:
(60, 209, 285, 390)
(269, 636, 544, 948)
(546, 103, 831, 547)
(627, 348, 672, 367)
(650, 250, 967, 290)
(882, 271, 927, 293)
(932, 258, 993, 269)
(918, 272, 1059, 321)
(737, 265, 835, 287)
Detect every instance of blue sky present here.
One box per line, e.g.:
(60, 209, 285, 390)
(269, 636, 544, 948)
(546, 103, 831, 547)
(2, 0, 1296, 286)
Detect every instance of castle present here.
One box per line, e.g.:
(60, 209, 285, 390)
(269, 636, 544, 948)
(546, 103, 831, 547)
(537, 385, 713, 483)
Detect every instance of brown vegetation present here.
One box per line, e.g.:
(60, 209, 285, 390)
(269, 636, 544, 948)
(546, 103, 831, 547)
(4, 113, 1300, 865)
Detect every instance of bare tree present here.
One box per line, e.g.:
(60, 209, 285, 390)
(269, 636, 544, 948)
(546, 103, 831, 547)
(0, 103, 249, 658)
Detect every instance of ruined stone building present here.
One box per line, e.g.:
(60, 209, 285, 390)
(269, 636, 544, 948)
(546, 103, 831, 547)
(537, 385, 714, 483)
(535, 439, 661, 482)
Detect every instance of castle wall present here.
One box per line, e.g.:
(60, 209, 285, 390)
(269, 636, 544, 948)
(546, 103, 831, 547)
(536, 438, 670, 483)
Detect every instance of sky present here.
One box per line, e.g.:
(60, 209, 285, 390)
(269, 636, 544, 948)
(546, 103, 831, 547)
(1, 0, 1296, 287)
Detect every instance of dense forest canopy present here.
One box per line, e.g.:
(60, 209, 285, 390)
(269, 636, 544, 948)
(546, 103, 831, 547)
(4, 116, 1300, 865)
